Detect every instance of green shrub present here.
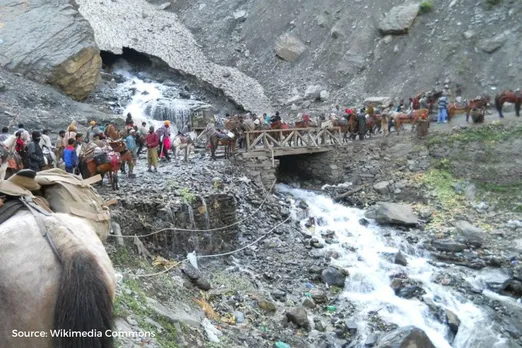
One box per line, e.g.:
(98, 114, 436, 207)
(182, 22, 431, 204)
(419, 0, 434, 14)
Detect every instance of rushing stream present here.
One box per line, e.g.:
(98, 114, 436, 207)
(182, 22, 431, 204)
(277, 184, 511, 348)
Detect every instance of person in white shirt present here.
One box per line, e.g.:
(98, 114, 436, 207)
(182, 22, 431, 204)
(15, 123, 30, 146)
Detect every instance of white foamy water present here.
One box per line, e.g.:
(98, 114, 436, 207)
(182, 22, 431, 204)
(277, 184, 510, 348)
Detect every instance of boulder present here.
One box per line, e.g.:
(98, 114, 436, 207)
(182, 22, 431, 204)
(479, 31, 509, 53)
(373, 181, 391, 194)
(394, 252, 408, 266)
(310, 289, 328, 304)
(367, 202, 419, 227)
(258, 299, 277, 313)
(463, 30, 476, 39)
(375, 326, 436, 348)
(304, 85, 322, 100)
(319, 90, 330, 101)
(431, 239, 466, 252)
(454, 220, 484, 248)
(321, 266, 348, 287)
(286, 307, 310, 331)
(275, 34, 307, 62)
(233, 10, 248, 22)
(445, 309, 460, 335)
(0, 0, 101, 100)
(378, 4, 420, 35)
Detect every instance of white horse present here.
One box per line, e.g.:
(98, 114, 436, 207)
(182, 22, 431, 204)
(0, 165, 116, 348)
(172, 131, 197, 162)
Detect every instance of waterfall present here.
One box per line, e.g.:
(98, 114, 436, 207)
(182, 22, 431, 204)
(186, 202, 196, 230)
(199, 195, 210, 230)
(277, 184, 513, 348)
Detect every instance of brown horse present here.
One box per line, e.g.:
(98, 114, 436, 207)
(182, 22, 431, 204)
(209, 133, 235, 160)
(392, 108, 429, 135)
(329, 114, 351, 142)
(294, 119, 318, 146)
(426, 91, 443, 114)
(270, 120, 292, 145)
(81, 149, 133, 190)
(495, 90, 521, 118)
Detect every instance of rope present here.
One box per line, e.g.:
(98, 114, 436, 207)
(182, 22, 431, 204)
(133, 216, 291, 278)
(110, 178, 278, 238)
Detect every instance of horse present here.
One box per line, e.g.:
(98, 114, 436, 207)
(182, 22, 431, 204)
(426, 91, 443, 114)
(80, 145, 133, 190)
(329, 115, 351, 142)
(0, 172, 115, 348)
(172, 131, 197, 162)
(494, 90, 522, 118)
(206, 123, 236, 160)
(392, 108, 429, 135)
(293, 118, 318, 146)
(469, 107, 486, 123)
(270, 120, 292, 145)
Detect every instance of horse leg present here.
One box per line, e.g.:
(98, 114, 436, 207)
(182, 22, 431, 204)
(516, 101, 521, 117)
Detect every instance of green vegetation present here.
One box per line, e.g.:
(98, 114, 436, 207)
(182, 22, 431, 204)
(426, 122, 522, 146)
(180, 187, 196, 203)
(476, 181, 522, 212)
(484, 0, 503, 9)
(419, 0, 434, 14)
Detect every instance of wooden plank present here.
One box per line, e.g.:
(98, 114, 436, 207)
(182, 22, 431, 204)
(248, 133, 264, 151)
(265, 133, 281, 147)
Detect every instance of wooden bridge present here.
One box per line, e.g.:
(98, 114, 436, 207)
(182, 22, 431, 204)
(241, 127, 343, 158)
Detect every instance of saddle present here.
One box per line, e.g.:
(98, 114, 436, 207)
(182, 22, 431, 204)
(93, 152, 109, 165)
(454, 102, 467, 109)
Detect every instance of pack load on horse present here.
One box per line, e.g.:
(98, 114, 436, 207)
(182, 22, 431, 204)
(494, 89, 522, 118)
(206, 123, 236, 160)
(172, 130, 198, 161)
(1, 134, 25, 178)
(270, 113, 292, 144)
(0, 164, 115, 348)
(329, 110, 351, 142)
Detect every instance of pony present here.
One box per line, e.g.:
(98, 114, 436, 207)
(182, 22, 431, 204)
(392, 108, 429, 135)
(329, 114, 351, 142)
(1, 135, 24, 178)
(108, 141, 134, 177)
(293, 117, 319, 146)
(0, 170, 115, 348)
(172, 131, 197, 162)
(80, 144, 133, 190)
(206, 123, 235, 160)
(494, 90, 522, 118)
(426, 91, 443, 114)
(270, 119, 292, 144)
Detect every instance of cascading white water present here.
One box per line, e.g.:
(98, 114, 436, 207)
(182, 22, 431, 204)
(110, 59, 208, 133)
(277, 184, 512, 348)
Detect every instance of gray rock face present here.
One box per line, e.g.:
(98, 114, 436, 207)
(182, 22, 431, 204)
(432, 239, 466, 252)
(375, 326, 436, 348)
(0, 0, 101, 100)
(321, 266, 348, 287)
(373, 181, 391, 194)
(76, 0, 272, 114)
(454, 220, 484, 247)
(275, 34, 307, 62)
(378, 4, 420, 35)
(367, 202, 419, 227)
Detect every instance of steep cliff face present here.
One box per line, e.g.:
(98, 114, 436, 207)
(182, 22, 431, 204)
(172, 0, 521, 111)
(0, 0, 101, 100)
(75, 0, 273, 114)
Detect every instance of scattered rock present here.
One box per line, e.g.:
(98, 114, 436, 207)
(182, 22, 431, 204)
(222, 71, 231, 78)
(286, 95, 302, 105)
(383, 35, 393, 44)
(304, 85, 322, 100)
(500, 278, 522, 297)
(319, 90, 330, 101)
(432, 239, 466, 252)
(302, 298, 316, 309)
(463, 30, 476, 39)
(179, 91, 191, 99)
(445, 309, 460, 335)
(157, 2, 171, 10)
(146, 297, 203, 328)
(479, 31, 509, 53)
(394, 252, 408, 266)
(275, 34, 307, 62)
(359, 218, 370, 226)
(321, 266, 348, 288)
(390, 278, 403, 294)
(373, 181, 391, 194)
(378, 4, 420, 35)
(367, 202, 419, 227)
(454, 220, 484, 248)
(233, 10, 248, 22)
(375, 326, 436, 348)
(331, 22, 345, 39)
(258, 299, 277, 313)
(286, 307, 310, 331)
(310, 289, 328, 304)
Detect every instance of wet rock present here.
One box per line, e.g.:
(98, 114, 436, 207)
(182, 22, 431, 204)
(181, 262, 211, 291)
(398, 286, 425, 299)
(500, 278, 522, 297)
(275, 34, 307, 62)
(454, 220, 484, 248)
(394, 252, 408, 266)
(378, 4, 420, 35)
(445, 309, 460, 335)
(286, 307, 310, 331)
(359, 218, 370, 226)
(258, 299, 277, 314)
(310, 289, 328, 304)
(390, 278, 403, 294)
(367, 202, 419, 227)
(375, 326, 436, 348)
(321, 266, 348, 288)
(373, 181, 391, 194)
(422, 296, 440, 313)
(179, 91, 191, 99)
(365, 333, 379, 347)
(431, 239, 466, 252)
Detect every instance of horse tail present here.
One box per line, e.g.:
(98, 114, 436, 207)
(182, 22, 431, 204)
(52, 221, 114, 348)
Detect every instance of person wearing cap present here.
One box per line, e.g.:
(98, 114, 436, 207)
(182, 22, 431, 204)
(443, 84, 452, 100)
(156, 120, 171, 162)
(146, 126, 159, 172)
(86, 120, 100, 143)
(27, 131, 45, 172)
(125, 129, 138, 177)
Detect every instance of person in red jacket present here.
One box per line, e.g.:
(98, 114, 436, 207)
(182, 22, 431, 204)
(145, 126, 159, 172)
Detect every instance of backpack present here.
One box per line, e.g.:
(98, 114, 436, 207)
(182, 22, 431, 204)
(34, 168, 111, 241)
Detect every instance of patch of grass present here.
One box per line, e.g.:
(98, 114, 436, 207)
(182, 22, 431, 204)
(419, 0, 434, 14)
(180, 187, 196, 204)
(476, 181, 522, 212)
(427, 123, 522, 146)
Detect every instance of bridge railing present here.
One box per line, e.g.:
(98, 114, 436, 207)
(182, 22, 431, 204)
(243, 127, 342, 152)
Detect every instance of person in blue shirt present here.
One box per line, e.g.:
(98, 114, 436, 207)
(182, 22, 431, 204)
(125, 129, 138, 177)
(437, 94, 449, 124)
(63, 138, 78, 174)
